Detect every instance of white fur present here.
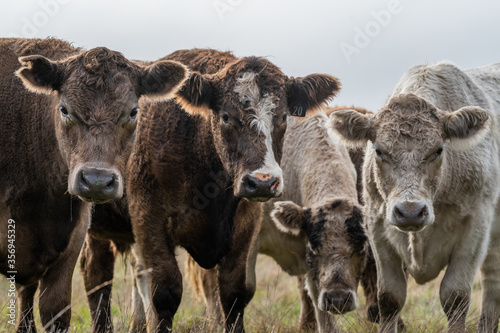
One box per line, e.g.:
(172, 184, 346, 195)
(234, 72, 283, 192)
(446, 109, 492, 151)
(365, 61, 500, 332)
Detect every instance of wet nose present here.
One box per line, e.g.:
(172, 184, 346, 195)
(323, 290, 356, 314)
(393, 201, 429, 231)
(75, 168, 121, 202)
(239, 173, 282, 202)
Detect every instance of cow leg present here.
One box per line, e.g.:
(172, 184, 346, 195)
(297, 275, 316, 331)
(478, 218, 500, 333)
(304, 273, 339, 333)
(439, 271, 472, 332)
(129, 244, 154, 333)
(479, 230, 500, 333)
(440, 215, 492, 333)
(202, 267, 223, 322)
(361, 245, 406, 331)
(38, 243, 83, 331)
(133, 216, 181, 333)
(216, 201, 261, 333)
(37, 209, 89, 333)
(16, 283, 38, 333)
(80, 235, 115, 333)
(479, 236, 500, 332)
(361, 245, 379, 323)
(185, 255, 223, 322)
(146, 248, 181, 333)
(372, 241, 406, 333)
(245, 236, 259, 307)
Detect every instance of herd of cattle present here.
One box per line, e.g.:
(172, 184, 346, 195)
(0, 37, 499, 333)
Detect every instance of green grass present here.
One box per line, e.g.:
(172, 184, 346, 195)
(0, 250, 484, 332)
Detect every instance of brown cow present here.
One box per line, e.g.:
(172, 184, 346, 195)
(121, 48, 340, 333)
(0, 37, 188, 332)
(329, 61, 500, 333)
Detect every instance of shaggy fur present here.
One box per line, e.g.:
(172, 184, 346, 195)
(0, 37, 188, 332)
(246, 109, 371, 333)
(82, 48, 340, 333)
(331, 61, 500, 333)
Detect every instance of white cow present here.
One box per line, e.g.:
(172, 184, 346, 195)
(329, 61, 500, 333)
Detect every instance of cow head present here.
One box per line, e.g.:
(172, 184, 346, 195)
(16, 48, 188, 203)
(329, 93, 490, 232)
(175, 57, 340, 201)
(271, 199, 367, 314)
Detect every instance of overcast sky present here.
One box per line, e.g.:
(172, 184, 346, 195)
(1, 0, 499, 110)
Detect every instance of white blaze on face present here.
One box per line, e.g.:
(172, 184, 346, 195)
(234, 72, 283, 194)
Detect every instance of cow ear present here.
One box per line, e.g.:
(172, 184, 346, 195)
(174, 71, 213, 118)
(287, 74, 341, 117)
(139, 60, 189, 102)
(16, 55, 63, 94)
(443, 106, 490, 150)
(327, 109, 375, 149)
(271, 201, 308, 236)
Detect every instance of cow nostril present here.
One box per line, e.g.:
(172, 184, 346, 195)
(418, 206, 426, 219)
(246, 177, 257, 191)
(80, 172, 90, 187)
(104, 174, 116, 188)
(394, 206, 404, 219)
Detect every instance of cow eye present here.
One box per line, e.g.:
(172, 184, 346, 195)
(436, 147, 443, 156)
(375, 147, 382, 157)
(222, 113, 230, 123)
(130, 107, 139, 120)
(60, 105, 69, 117)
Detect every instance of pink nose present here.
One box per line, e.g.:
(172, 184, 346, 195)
(239, 173, 282, 201)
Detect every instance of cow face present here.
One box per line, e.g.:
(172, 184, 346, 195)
(16, 48, 188, 203)
(329, 93, 490, 232)
(175, 57, 340, 202)
(271, 199, 367, 314)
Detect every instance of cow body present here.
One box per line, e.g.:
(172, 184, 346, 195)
(330, 62, 500, 333)
(80, 48, 340, 332)
(0, 38, 188, 332)
(249, 111, 367, 333)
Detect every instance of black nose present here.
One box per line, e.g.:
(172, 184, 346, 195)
(393, 201, 428, 231)
(323, 290, 356, 314)
(238, 173, 281, 202)
(75, 168, 121, 202)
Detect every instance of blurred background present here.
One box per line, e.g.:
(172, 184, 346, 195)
(1, 0, 499, 111)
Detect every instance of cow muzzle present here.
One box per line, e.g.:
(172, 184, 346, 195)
(319, 289, 357, 314)
(391, 200, 431, 232)
(70, 166, 123, 203)
(237, 173, 282, 202)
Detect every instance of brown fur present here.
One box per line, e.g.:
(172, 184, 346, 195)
(123, 48, 339, 333)
(0, 37, 188, 332)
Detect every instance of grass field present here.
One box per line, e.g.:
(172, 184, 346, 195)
(0, 249, 484, 332)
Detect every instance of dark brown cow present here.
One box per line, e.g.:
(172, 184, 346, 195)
(81, 48, 340, 333)
(0, 38, 188, 332)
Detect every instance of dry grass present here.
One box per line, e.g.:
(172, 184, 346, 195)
(0, 249, 484, 332)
